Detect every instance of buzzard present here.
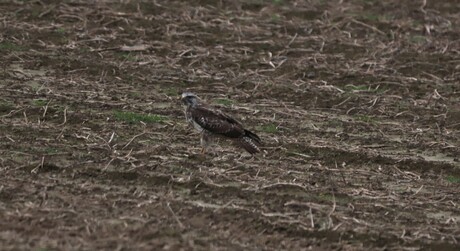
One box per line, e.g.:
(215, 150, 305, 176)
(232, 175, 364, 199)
(181, 92, 262, 154)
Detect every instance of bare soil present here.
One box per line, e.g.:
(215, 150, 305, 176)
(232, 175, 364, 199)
(1, 0, 459, 250)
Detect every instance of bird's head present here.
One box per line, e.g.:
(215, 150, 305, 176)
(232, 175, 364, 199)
(181, 92, 199, 106)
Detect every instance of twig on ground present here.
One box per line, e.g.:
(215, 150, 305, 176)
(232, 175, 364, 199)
(167, 202, 185, 230)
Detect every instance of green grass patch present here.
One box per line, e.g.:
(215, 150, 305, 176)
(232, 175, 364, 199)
(410, 35, 427, 44)
(36, 248, 51, 251)
(44, 147, 59, 154)
(113, 111, 166, 124)
(327, 118, 343, 128)
(258, 123, 278, 133)
(345, 84, 369, 91)
(55, 27, 66, 34)
(286, 151, 311, 159)
(79, 47, 90, 53)
(446, 175, 460, 184)
(32, 99, 48, 107)
(345, 84, 388, 94)
(354, 115, 377, 123)
(163, 87, 178, 96)
(362, 13, 379, 21)
(127, 91, 141, 98)
(318, 193, 352, 204)
(116, 52, 137, 61)
(378, 14, 395, 22)
(271, 14, 281, 22)
(0, 41, 25, 52)
(411, 19, 422, 27)
(214, 98, 233, 106)
(350, 10, 393, 23)
(0, 100, 14, 114)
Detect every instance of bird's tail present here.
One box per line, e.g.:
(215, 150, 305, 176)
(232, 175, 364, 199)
(238, 130, 262, 154)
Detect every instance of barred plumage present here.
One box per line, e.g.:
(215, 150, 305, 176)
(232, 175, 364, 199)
(238, 130, 262, 154)
(181, 92, 262, 155)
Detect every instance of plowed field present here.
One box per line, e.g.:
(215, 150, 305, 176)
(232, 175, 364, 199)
(1, 0, 459, 250)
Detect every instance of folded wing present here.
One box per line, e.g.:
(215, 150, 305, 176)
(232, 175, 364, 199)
(190, 105, 245, 138)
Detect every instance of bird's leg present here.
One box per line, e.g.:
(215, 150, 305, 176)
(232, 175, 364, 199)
(200, 131, 209, 155)
(200, 131, 219, 156)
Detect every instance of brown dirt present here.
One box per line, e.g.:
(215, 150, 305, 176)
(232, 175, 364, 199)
(1, 0, 459, 250)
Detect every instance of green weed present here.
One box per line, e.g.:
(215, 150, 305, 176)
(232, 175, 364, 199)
(113, 111, 166, 124)
(32, 99, 48, 107)
(164, 87, 178, 96)
(363, 13, 379, 21)
(128, 92, 141, 98)
(411, 19, 422, 27)
(116, 52, 137, 61)
(259, 123, 278, 133)
(0, 100, 14, 113)
(327, 119, 343, 128)
(446, 175, 460, 184)
(45, 148, 59, 154)
(0, 42, 24, 52)
(214, 98, 233, 106)
(354, 115, 376, 123)
(318, 193, 352, 204)
(345, 84, 387, 94)
(271, 14, 281, 22)
(79, 47, 90, 53)
(410, 35, 427, 44)
(55, 27, 66, 34)
(345, 84, 369, 91)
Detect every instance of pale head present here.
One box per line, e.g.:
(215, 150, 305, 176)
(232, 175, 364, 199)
(181, 92, 199, 106)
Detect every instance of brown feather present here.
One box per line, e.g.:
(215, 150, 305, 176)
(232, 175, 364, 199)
(185, 100, 262, 154)
(190, 105, 245, 138)
(237, 136, 261, 154)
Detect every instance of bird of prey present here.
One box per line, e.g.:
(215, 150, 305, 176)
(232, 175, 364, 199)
(181, 92, 262, 155)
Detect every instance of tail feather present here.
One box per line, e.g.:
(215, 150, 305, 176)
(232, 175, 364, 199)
(244, 130, 261, 144)
(238, 130, 262, 154)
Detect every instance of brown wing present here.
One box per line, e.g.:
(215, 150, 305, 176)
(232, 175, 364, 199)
(190, 105, 245, 138)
